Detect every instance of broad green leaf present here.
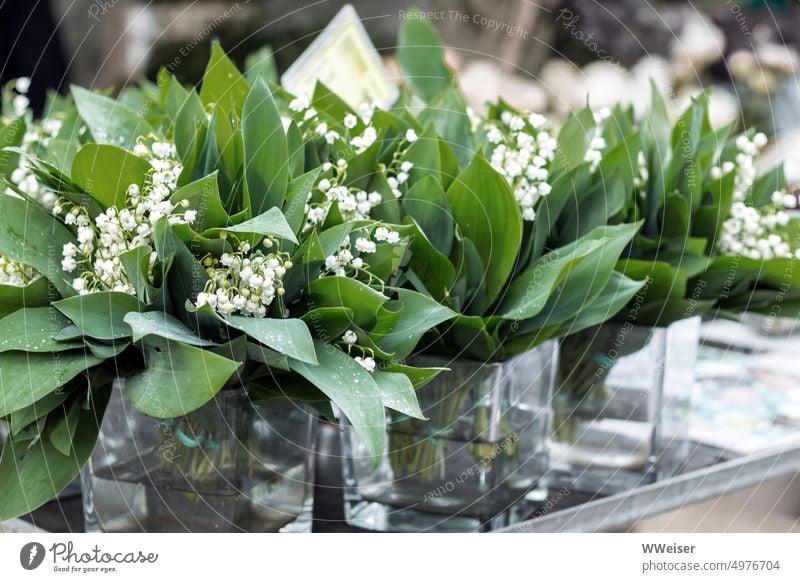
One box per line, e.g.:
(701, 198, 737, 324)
(212, 206, 297, 243)
(9, 386, 73, 435)
(242, 78, 289, 214)
(498, 237, 606, 320)
(447, 154, 522, 306)
(71, 144, 151, 210)
(244, 45, 279, 85)
(0, 307, 82, 352)
(0, 194, 78, 297)
(383, 362, 446, 389)
(520, 223, 640, 331)
(152, 217, 210, 327)
(47, 393, 82, 456)
(616, 259, 687, 301)
(0, 117, 25, 179)
(301, 307, 355, 342)
(247, 342, 290, 371)
(0, 277, 51, 319)
(54, 292, 145, 341)
(397, 9, 453, 101)
(308, 276, 388, 330)
(0, 350, 102, 417)
(83, 339, 129, 360)
(71, 86, 156, 150)
(174, 90, 207, 171)
(375, 288, 456, 359)
(126, 336, 241, 417)
(419, 86, 473, 166)
(403, 124, 442, 185)
(555, 271, 645, 336)
(552, 106, 596, 173)
(403, 219, 456, 302)
(171, 172, 231, 232)
(283, 168, 321, 238)
(402, 175, 454, 256)
(373, 371, 425, 420)
(124, 311, 215, 347)
(222, 315, 318, 365)
(289, 339, 385, 461)
(286, 121, 305, 178)
(119, 245, 157, 303)
(199, 43, 251, 115)
(0, 383, 110, 520)
(312, 81, 358, 125)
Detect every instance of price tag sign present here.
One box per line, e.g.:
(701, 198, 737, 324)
(282, 4, 399, 109)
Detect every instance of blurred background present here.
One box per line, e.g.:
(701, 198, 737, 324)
(4, 0, 800, 176)
(2, 0, 799, 532)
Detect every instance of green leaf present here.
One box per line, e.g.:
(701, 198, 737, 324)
(0, 117, 26, 179)
(170, 172, 231, 232)
(283, 168, 321, 237)
(447, 154, 523, 306)
(382, 362, 446, 389)
(199, 43, 251, 116)
(519, 223, 640, 331)
(153, 218, 210, 327)
(403, 124, 442, 185)
(9, 386, 73, 435)
(83, 339, 129, 360)
(498, 237, 607, 320)
(0, 383, 110, 520)
(245, 46, 279, 85)
(419, 87, 473, 166)
(397, 9, 453, 100)
(375, 288, 456, 359)
(242, 78, 289, 214)
(308, 276, 388, 330)
(124, 311, 215, 347)
(0, 350, 102, 417)
(552, 106, 596, 173)
(174, 90, 207, 170)
(0, 277, 51, 319)
(71, 144, 151, 210)
(373, 370, 426, 420)
(119, 245, 157, 303)
(0, 194, 78, 297)
(0, 307, 82, 352)
(54, 292, 144, 341)
(288, 339, 385, 461)
(403, 219, 456, 302)
(47, 393, 83, 456)
(301, 307, 355, 342)
(555, 271, 645, 335)
(402, 175, 454, 256)
(126, 336, 241, 417)
(213, 206, 297, 244)
(222, 315, 318, 365)
(71, 86, 156, 150)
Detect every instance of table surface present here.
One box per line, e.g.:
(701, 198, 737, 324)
(9, 427, 800, 534)
(7, 320, 800, 533)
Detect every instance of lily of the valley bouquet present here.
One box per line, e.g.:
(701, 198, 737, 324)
(333, 12, 649, 510)
(0, 45, 458, 521)
(546, 84, 800, 433)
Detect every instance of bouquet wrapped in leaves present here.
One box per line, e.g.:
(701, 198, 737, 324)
(545, 84, 800, 429)
(0, 45, 461, 520)
(327, 13, 651, 483)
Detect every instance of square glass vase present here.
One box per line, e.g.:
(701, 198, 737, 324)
(550, 317, 699, 495)
(82, 379, 317, 532)
(341, 341, 558, 532)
